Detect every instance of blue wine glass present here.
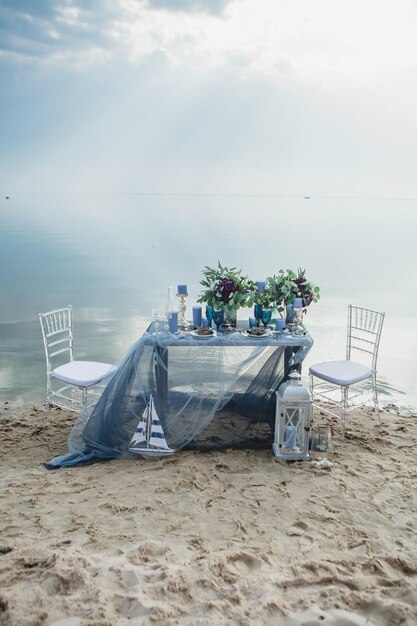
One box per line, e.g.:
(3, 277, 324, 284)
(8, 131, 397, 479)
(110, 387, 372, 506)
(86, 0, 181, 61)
(254, 304, 263, 327)
(205, 305, 214, 328)
(212, 309, 224, 331)
(261, 309, 272, 328)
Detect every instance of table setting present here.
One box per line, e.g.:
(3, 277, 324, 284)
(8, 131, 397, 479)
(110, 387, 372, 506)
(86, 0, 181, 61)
(150, 261, 319, 340)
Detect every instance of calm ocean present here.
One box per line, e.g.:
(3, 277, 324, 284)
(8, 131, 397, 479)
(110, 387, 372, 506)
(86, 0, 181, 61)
(1, 193, 416, 409)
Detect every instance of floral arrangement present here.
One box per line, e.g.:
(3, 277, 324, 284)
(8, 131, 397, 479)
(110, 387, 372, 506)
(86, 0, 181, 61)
(197, 263, 320, 319)
(264, 271, 291, 316)
(287, 268, 320, 309)
(253, 284, 274, 309)
(267, 268, 320, 314)
(197, 262, 256, 314)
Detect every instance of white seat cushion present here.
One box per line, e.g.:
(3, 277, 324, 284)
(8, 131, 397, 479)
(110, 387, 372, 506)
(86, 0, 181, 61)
(52, 361, 117, 387)
(309, 360, 373, 386)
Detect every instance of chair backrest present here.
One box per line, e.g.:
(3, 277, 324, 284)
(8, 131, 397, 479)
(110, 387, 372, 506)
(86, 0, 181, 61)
(346, 305, 385, 370)
(39, 306, 73, 371)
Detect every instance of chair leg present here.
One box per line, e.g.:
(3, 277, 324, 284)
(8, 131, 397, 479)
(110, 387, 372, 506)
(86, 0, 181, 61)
(372, 372, 380, 423)
(81, 387, 88, 417)
(341, 386, 348, 436)
(44, 376, 51, 418)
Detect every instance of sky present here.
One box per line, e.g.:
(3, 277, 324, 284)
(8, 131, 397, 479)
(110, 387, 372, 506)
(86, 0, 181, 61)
(1, 0, 417, 197)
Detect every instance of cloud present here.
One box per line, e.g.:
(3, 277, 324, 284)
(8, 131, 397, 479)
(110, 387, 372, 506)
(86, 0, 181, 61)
(0, 0, 120, 62)
(2, 0, 416, 91)
(146, 0, 235, 15)
(0, 0, 58, 19)
(1, 0, 417, 199)
(0, 0, 233, 65)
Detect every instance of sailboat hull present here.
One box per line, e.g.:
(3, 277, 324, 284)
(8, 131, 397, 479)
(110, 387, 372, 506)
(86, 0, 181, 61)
(128, 446, 176, 459)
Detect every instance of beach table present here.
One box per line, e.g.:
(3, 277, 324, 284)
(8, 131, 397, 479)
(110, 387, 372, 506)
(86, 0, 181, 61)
(145, 321, 313, 450)
(45, 322, 314, 467)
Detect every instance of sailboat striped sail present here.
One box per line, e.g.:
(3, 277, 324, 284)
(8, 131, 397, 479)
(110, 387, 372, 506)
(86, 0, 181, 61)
(128, 394, 175, 459)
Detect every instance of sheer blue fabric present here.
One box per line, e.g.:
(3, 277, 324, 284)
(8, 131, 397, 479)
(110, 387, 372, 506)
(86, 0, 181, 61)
(45, 325, 313, 469)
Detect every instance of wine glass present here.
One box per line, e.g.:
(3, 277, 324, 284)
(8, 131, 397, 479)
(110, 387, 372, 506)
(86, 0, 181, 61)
(212, 309, 224, 332)
(205, 305, 214, 328)
(163, 311, 172, 332)
(151, 308, 163, 332)
(261, 309, 272, 328)
(249, 317, 258, 329)
(254, 304, 263, 327)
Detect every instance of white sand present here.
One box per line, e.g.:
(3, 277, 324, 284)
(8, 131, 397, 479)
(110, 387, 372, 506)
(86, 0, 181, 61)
(1, 404, 416, 625)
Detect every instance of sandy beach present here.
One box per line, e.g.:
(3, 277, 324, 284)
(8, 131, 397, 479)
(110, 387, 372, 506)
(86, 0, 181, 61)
(1, 402, 416, 626)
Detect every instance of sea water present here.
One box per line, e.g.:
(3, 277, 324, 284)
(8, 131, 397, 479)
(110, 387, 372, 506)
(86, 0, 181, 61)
(1, 193, 416, 409)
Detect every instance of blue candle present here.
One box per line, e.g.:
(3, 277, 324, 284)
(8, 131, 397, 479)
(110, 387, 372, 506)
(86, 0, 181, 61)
(177, 284, 187, 295)
(285, 426, 297, 449)
(293, 297, 303, 309)
(192, 306, 202, 326)
(275, 318, 286, 331)
(256, 281, 265, 294)
(168, 311, 178, 333)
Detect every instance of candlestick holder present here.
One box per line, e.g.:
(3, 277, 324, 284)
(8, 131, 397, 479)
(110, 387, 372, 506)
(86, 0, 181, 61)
(292, 306, 303, 334)
(177, 291, 188, 329)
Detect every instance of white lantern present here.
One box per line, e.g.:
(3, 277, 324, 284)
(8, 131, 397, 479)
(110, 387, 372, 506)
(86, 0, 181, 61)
(273, 370, 312, 461)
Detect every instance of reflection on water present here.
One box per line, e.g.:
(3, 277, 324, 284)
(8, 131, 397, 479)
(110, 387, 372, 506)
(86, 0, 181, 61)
(0, 316, 148, 405)
(1, 193, 416, 408)
(1, 310, 416, 410)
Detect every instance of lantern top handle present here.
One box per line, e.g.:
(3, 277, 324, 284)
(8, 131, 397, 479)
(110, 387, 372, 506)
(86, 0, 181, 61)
(288, 370, 302, 385)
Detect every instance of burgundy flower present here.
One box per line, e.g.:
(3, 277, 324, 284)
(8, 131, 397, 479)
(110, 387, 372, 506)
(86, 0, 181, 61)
(217, 278, 238, 303)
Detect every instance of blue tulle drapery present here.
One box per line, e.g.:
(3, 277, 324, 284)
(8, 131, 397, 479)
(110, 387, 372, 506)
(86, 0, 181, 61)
(45, 326, 313, 469)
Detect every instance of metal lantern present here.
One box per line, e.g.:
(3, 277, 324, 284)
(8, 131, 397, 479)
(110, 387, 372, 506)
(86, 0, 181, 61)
(273, 370, 312, 461)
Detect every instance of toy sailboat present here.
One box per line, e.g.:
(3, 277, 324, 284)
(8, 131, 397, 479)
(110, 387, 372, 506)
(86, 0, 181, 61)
(128, 394, 175, 459)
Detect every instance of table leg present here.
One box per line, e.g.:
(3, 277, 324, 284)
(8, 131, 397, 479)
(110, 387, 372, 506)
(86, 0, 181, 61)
(154, 344, 168, 415)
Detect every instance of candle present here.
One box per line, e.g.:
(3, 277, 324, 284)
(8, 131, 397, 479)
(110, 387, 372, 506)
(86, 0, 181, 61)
(192, 306, 202, 326)
(177, 284, 188, 295)
(256, 281, 265, 294)
(275, 318, 286, 331)
(293, 297, 303, 309)
(168, 311, 178, 333)
(285, 426, 297, 449)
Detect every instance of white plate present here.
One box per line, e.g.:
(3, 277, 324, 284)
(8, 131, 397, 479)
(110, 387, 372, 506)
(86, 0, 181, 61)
(190, 330, 217, 339)
(242, 330, 272, 339)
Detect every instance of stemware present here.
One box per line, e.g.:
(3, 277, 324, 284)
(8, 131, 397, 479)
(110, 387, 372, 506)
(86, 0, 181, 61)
(151, 308, 163, 332)
(261, 309, 272, 328)
(249, 317, 258, 329)
(205, 305, 214, 328)
(163, 312, 171, 332)
(212, 309, 224, 331)
(254, 304, 263, 327)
